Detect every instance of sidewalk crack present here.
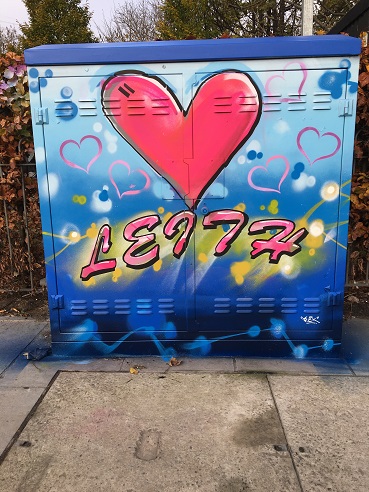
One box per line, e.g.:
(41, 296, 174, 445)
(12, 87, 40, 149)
(267, 374, 304, 492)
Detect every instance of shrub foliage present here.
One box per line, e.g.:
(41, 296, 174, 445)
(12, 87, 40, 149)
(0, 52, 44, 290)
(350, 43, 369, 282)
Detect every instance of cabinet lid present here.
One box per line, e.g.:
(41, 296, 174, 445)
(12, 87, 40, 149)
(24, 35, 361, 67)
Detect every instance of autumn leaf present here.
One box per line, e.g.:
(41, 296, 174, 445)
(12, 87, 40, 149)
(346, 295, 359, 304)
(168, 357, 182, 366)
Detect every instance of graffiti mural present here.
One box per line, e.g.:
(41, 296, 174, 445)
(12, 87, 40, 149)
(26, 38, 360, 358)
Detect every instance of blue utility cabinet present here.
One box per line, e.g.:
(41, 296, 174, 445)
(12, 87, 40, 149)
(25, 36, 361, 358)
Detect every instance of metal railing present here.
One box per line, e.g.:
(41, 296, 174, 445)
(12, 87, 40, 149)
(0, 162, 39, 291)
(346, 245, 369, 287)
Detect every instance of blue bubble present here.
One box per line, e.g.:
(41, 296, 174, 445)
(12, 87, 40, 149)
(248, 325, 261, 338)
(29, 81, 39, 93)
(270, 318, 286, 339)
(247, 150, 257, 160)
(318, 71, 346, 99)
(45, 69, 53, 78)
(349, 81, 358, 94)
(99, 190, 109, 202)
(56, 101, 78, 120)
(28, 68, 39, 78)
(293, 344, 309, 359)
(291, 162, 304, 180)
(61, 86, 73, 99)
(322, 338, 334, 352)
(257, 152, 263, 159)
(291, 170, 300, 180)
(339, 58, 351, 69)
(40, 78, 47, 88)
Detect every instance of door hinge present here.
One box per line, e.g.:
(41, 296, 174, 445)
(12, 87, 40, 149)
(327, 291, 342, 306)
(50, 294, 64, 310)
(34, 107, 49, 125)
(339, 99, 354, 117)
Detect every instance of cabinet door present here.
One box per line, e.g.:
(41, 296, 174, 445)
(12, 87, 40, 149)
(38, 64, 352, 358)
(191, 68, 349, 357)
(40, 74, 194, 353)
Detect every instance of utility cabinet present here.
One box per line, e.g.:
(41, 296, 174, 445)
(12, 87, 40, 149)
(25, 36, 361, 358)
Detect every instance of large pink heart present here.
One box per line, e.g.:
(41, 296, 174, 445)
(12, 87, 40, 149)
(102, 71, 261, 209)
(108, 160, 150, 199)
(248, 155, 290, 193)
(60, 135, 102, 174)
(297, 127, 341, 165)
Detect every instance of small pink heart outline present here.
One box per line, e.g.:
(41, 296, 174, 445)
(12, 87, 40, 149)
(265, 61, 308, 102)
(297, 127, 341, 165)
(108, 160, 150, 199)
(60, 135, 102, 174)
(248, 155, 290, 193)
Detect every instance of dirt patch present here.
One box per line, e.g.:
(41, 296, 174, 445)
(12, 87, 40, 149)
(344, 286, 369, 320)
(0, 289, 49, 321)
(0, 287, 368, 322)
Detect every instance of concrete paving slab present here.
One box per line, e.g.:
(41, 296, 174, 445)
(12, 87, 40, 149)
(0, 351, 30, 385)
(0, 357, 125, 388)
(269, 375, 369, 492)
(0, 386, 45, 456)
(0, 373, 300, 492)
(0, 361, 59, 389)
(0, 319, 48, 374)
(235, 358, 351, 375)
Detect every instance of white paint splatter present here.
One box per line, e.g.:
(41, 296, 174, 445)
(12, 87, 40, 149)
(91, 187, 113, 213)
(104, 130, 118, 143)
(292, 173, 315, 192)
(41, 173, 59, 198)
(246, 139, 261, 153)
(35, 146, 45, 163)
(107, 142, 117, 154)
(274, 120, 290, 134)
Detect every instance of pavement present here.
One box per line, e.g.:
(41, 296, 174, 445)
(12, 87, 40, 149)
(0, 316, 369, 491)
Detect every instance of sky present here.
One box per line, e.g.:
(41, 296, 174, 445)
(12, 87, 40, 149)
(1, 0, 123, 33)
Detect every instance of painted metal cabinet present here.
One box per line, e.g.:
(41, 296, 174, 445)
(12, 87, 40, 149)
(25, 36, 361, 358)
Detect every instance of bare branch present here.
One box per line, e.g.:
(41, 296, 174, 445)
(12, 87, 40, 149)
(97, 0, 163, 42)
